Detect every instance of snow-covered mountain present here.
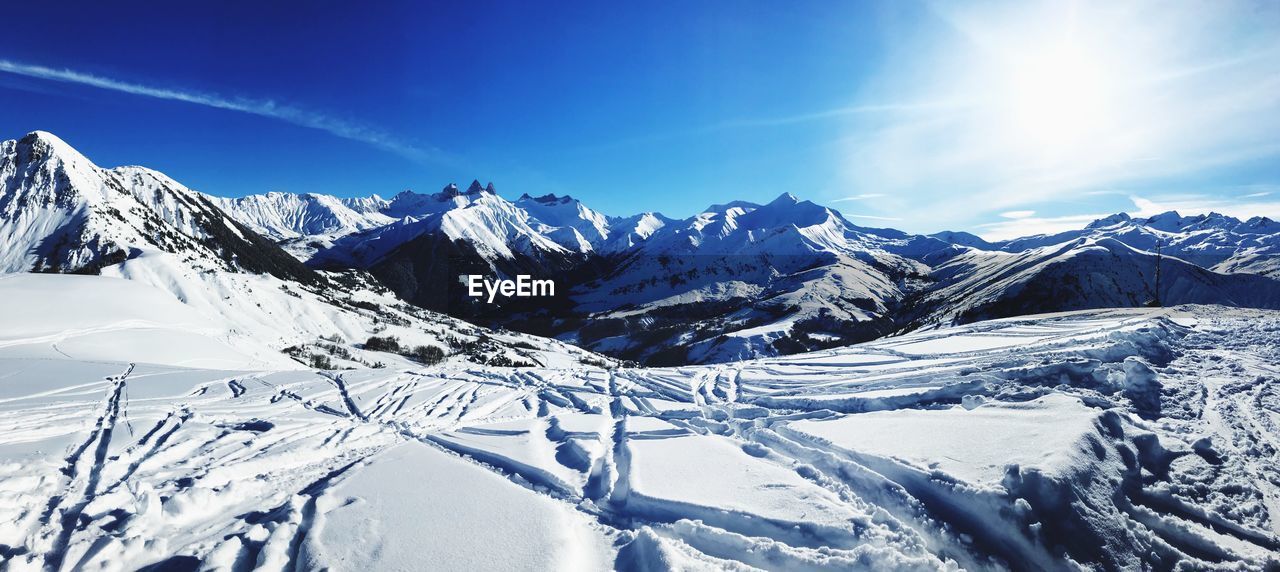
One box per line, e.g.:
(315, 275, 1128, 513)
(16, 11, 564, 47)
(210, 191, 393, 240)
(313, 181, 578, 266)
(514, 192, 611, 252)
(513, 192, 673, 253)
(226, 182, 676, 262)
(963, 211, 1280, 277)
(295, 182, 592, 320)
(928, 229, 996, 250)
(247, 186, 958, 364)
(0, 131, 317, 283)
(0, 131, 609, 369)
(566, 193, 947, 363)
(915, 236, 1280, 326)
(217, 171, 1280, 364)
(220, 183, 673, 321)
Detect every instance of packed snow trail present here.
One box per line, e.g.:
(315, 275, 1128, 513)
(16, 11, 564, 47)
(26, 364, 133, 572)
(2, 307, 1280, 570)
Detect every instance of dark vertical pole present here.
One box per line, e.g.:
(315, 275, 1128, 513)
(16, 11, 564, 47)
(1153, 239, 1162, 307)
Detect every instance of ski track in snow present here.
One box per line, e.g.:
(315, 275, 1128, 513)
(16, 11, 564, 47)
(1, 307, 1280, 570)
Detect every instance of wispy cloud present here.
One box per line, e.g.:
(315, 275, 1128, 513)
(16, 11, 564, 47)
(571, 99, 965, 155)
(978, 193, 1280, 241)
(999, 210, 1035, 219)
(711, 100, 970, 130)
(976, 213, 1106, 241)
(830, 193, 886, 203)
(0, 59, 442, 164)
(1130, 194, 1280, 220)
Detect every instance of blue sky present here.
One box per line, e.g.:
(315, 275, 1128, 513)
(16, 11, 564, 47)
(1, 1, 1278, 238)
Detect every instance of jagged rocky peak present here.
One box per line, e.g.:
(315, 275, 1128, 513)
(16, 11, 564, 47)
(438, 183, 462, 198)
(461, 180, 497, 195)
(519, 192, 575, 205)
(434, 180, 496, 199)
(8, 130, 98, 175)
(2, 131, 115, 214)
(1241, 216, 1280, 232)
(17, 130, 79, 156)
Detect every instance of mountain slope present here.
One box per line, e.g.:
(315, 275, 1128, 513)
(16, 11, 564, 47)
(915, 236, 1280, 326)
(979, 211, 1280, 278)
(564, 193, 945, 363)
(514, 192, 611, 252)
(0, 131, 609, 369)
(210, 191, 393, 240)
(0, 131, 319, 284)
(310, 182, 578, 266)
(302, 183, 590, 320)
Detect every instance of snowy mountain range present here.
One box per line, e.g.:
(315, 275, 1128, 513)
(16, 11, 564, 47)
(990, 211, 1280, 276)
(6, 130, 1280, 366)
(212, 169, 1280, 364)
(5, 131, 1280, 570)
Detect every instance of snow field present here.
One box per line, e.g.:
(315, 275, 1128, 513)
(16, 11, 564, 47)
(1, 304, 1278, 569)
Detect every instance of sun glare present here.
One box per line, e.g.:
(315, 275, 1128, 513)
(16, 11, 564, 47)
(1006, 44, 1113, 154)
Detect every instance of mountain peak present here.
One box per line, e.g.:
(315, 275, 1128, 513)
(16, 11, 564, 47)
(14, 130, 96, 169)
(466, 180, 485, 194)
(1085, 213, 1132, 229)
(21, 130, 67, 146)
(518, 193, 575, 206)
(930, 230, 995, 249)
(1141, 210, 1248, 234)
(389, 189, 425, 204)
(1146, 210, 1184, 220)
(439, 183, 462, 198)
(770, 192, 800, 206)
(1242, 216, 1280, 232)
(705, 200, 760, 214)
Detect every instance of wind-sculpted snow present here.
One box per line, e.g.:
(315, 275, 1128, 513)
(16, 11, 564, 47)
(2, 306, 1279, 570)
